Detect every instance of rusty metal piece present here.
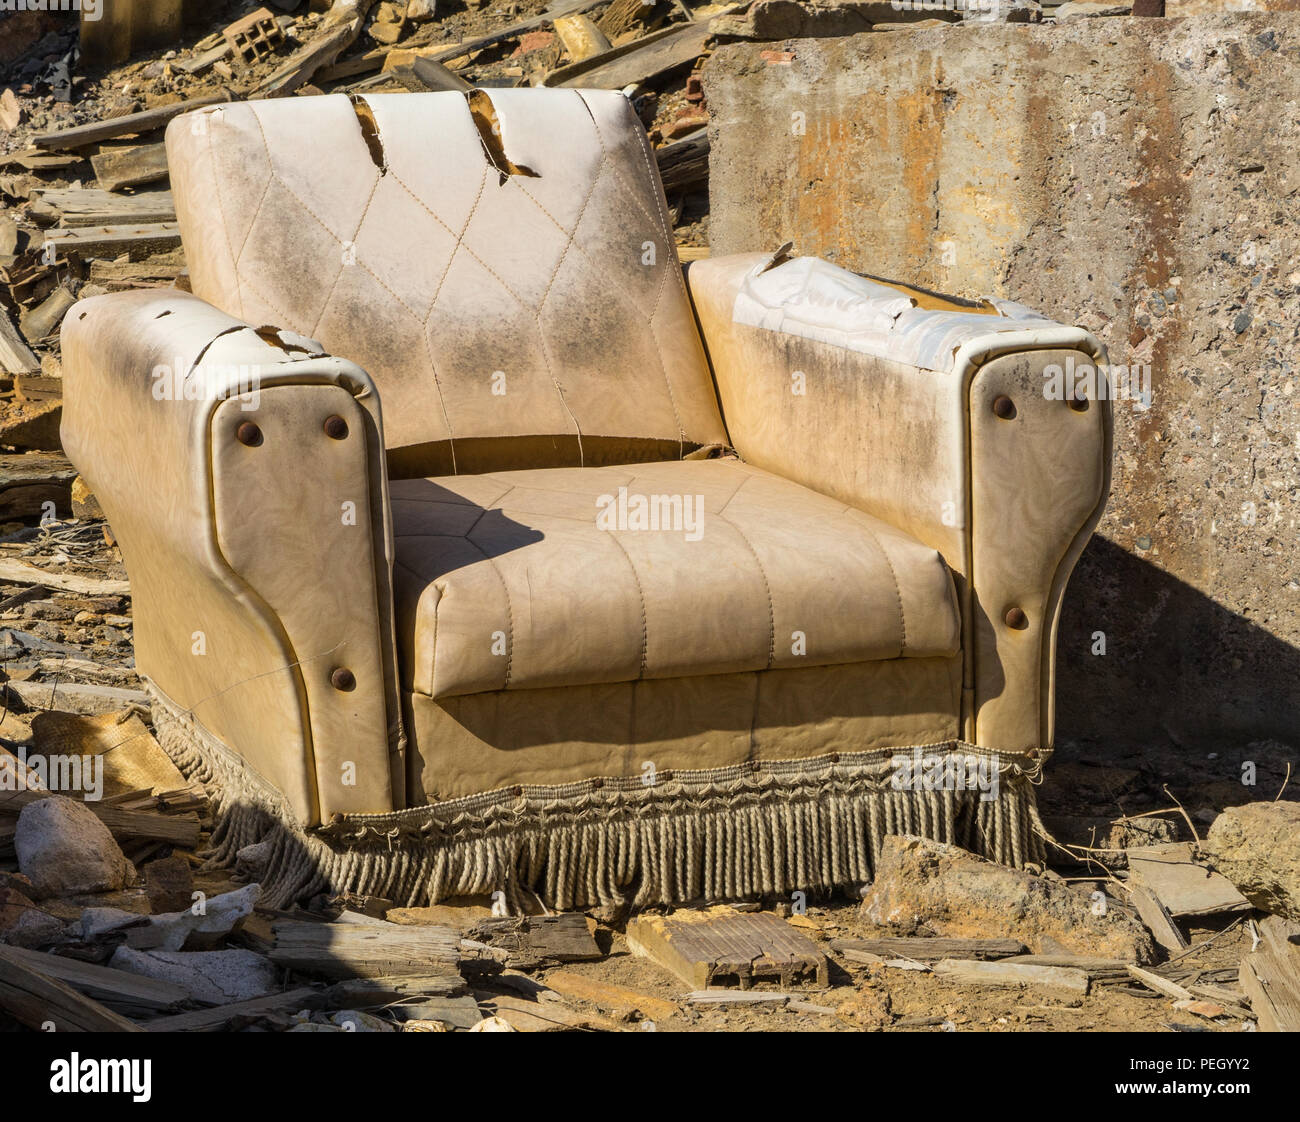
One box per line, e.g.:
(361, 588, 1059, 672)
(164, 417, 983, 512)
(1004, 606, 1027, 629)
(992, 395, 1015, 419)
(236, 421, 262, 447)
(330, 667, 356, 691)
(324, 415, 349, 439)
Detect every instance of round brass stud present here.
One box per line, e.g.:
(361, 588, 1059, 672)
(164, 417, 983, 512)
(236, 422, 263, 447)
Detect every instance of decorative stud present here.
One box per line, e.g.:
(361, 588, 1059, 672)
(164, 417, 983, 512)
(993, 395, 1015, 420)
(236, 422, 262, 447)
(330, 667, 356, 691)
(1004, 607, 1027, 629)
(324, 415, 348, 439)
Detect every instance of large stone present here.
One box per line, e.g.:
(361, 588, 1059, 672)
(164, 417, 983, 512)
(1203, 801, 1300, 919)
(704, 16, 1300, 756)
(109, 947, 278, 1005)
(860, 835, 1154, 961)
(14, 795, 130, 896)
(0, 882, 66, 948)
(83, 884, 260, 951)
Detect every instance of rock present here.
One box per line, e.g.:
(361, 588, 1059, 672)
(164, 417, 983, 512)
(1053, 1, 1132, 19)
(965, 0, 1042, 22)
(405, 0, 436, 18)
(143, 855, 193, 915)
(0, 882, 65, 947)
(14, 795, 130, 896)
(85, 884, 260, 951)
(109, 947, 278, 1005)
(235, 839, 272, 881)
(859, 835, 1153, 962)
(1203, 802, 1300, 920)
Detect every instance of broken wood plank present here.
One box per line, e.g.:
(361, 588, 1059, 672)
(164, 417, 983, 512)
(0, 558, 130, 596)
(429, 0, 607, 66)
(1004, 954, 1134, 982)
(0, 945, 144, 1031)
(547, 18, 717, 89)
(1128, 882, 1189, 953)
(933, 958, 1090, 995)
(3, 679, 148, 718)
(0, 946, 187, 1017)
(830, 936, 1026, 962)
(270, 919, 464, 978)
(1127, 842, 1251, 918)
(656, 127, 709, 192)
(465, 913, 602, 971)
(90, 143, 170, 192)
(554, 13, 612, 61)
(0, 307, 39, 376)
(0, 789, 200, 846)
(143, 986, 323, 1031)
(1127, 964, 1194, 1002)
(30, 191, 175, 230)
(258, 19, 367, 96)
(324, 973, 470, 1008)
(42, 223, 182, 261)
(1238, 916, 1300, 1032)
(626, 907, 828, 990)
(32, 97, 226, 151)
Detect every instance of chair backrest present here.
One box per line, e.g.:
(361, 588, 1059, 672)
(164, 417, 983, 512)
(166, 88, 728, 477)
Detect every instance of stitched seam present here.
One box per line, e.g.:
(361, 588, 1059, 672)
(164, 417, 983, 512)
(309, 167, 384, 339)
(715, 478, 775, 670)
(603, 531, 649, 678)
(844, 508, 909, 656)
(573, 92, 688, 444)
(460, 530, 515, 690)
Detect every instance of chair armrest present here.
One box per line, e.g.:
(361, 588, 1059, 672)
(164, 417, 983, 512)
(61, 289, 403, 826)
(687, 252, 1113, 753)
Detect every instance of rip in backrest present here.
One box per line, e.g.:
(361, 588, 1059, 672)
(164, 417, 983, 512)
(466, 89, 539, 184)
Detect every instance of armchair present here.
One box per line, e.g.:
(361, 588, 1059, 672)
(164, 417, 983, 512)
(61, 89, 1111, 910)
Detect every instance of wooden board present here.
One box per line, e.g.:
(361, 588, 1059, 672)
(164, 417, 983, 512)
(0, 307, 39, 376)
(1127, 842, 1251, 917)
(143, 986, 323, 1032)
(0, 946, 188, 1017)
(547, 19, 715, 89)
(33, 97, 225, 152)
(32, 188, 175, 228)
(830, 936, 1026, 962)
(270, 919, 463, 978)
(91, 143, 170, 192)
(934, 958, 1090, 995)
(1238, 916, 1300, 1033)
(42, 223, 182, 261)
(465, 913, 602, 970)
(626, 907, 828, 990)
(1128, 882, 1188, 953)
(542, 969, 679, 1022)
(0, 945, 143, 1032)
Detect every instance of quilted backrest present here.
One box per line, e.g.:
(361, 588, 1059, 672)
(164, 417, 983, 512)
(166, 89, 728, 477)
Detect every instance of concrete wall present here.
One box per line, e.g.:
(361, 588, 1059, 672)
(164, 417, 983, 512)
(704, 15, 1300, 753)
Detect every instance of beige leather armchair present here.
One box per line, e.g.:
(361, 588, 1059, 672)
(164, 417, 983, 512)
(61, 89, 1111, 910)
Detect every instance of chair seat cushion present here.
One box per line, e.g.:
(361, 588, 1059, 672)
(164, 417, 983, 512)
(391, 458, 960, 699)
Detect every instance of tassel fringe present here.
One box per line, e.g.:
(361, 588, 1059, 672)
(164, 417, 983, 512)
(148, 683, 1049, 912)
